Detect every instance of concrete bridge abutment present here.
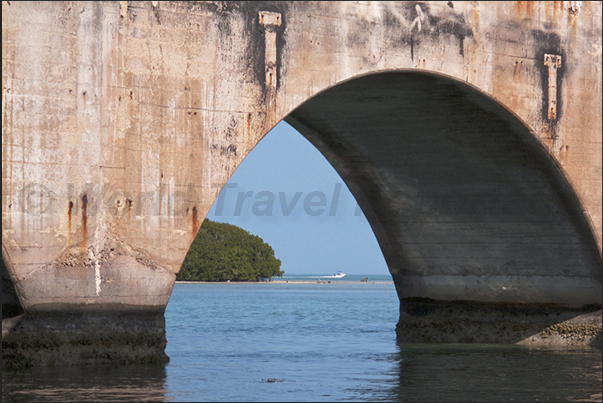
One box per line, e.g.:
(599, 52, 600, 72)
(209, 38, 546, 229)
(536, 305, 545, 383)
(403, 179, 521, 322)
(2, 1, 602, 366)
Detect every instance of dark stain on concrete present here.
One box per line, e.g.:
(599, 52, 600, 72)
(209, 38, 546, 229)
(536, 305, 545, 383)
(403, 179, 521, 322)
(67, 200, 73, 234)
(128, 6, 136, 23)
(220, 144, 237, 157)
(81, 193, 88, 245)
(225, 116, 237, 139)
(184, 1, 219, 14)
(151, 3, 161, 25)
(193, 2, 288, 94)
(382, 2, 473, 61)
(240, 2, 288, 92)
(410, 36, 414, 61)
(274, 9, 287, 91)
(424, 2, 474, 56)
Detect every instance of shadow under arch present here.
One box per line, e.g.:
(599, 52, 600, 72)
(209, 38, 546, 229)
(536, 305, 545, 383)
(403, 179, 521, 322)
(2, 243, 25, 320)
(283, 70, 601, 343)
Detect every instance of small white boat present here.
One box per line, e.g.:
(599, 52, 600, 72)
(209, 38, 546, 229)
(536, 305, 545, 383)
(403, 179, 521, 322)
(332, 271, 346, 278)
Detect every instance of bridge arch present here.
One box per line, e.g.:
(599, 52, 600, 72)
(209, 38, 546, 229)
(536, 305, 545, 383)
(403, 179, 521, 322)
(271, 69, 601, 306)
(3, 1, 601, 366)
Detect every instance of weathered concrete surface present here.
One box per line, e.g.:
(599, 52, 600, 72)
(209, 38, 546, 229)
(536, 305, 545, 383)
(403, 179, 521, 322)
(2, 1, 602, 364)
(2, 314, 24, 340)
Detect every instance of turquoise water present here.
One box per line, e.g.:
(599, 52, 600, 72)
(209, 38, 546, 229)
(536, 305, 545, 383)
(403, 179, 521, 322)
(165, 280, 399, 402)
(2, 280, 602, 402)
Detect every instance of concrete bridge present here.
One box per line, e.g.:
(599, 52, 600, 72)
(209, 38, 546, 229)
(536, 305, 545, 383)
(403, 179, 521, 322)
(2, 1, 602, 366)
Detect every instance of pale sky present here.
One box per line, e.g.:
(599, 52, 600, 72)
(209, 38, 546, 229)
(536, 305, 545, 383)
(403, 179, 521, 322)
(206, 121, 389, 276)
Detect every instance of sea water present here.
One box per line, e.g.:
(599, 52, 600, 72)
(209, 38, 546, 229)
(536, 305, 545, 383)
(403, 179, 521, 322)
(2, 279, 601, 402)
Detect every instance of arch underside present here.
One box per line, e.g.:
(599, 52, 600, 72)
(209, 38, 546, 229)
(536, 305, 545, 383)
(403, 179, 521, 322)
(286, 72, 602, 307)
(2, 246, 24, 320)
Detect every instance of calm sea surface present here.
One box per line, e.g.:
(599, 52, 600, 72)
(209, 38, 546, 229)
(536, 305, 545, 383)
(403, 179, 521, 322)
(2, 275, 602, 402)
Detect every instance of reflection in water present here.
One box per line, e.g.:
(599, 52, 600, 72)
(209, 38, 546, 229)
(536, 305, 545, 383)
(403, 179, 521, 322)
(3, 345, 601, 402)
(385, 344, 603, 402)
(2, 364, 169, 402)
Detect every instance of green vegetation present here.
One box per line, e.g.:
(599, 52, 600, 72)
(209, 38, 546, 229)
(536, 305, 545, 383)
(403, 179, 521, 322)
(177, 219, 283, 282)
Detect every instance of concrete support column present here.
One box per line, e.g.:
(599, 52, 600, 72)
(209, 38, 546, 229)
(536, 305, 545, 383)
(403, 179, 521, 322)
(3, 311, 168, 368)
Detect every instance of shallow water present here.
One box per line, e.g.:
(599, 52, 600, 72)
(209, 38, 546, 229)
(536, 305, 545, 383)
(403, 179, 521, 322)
(3, 280, 601, 402)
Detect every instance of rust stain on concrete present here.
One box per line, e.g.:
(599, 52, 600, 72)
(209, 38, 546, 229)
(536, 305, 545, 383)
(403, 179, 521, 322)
(191, 206, 199, 236)
(80, 193, 88, 247)
(515, 1, 535, 19)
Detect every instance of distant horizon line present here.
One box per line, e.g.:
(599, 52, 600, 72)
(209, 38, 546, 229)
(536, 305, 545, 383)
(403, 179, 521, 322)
(277, 273, 391, 276)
